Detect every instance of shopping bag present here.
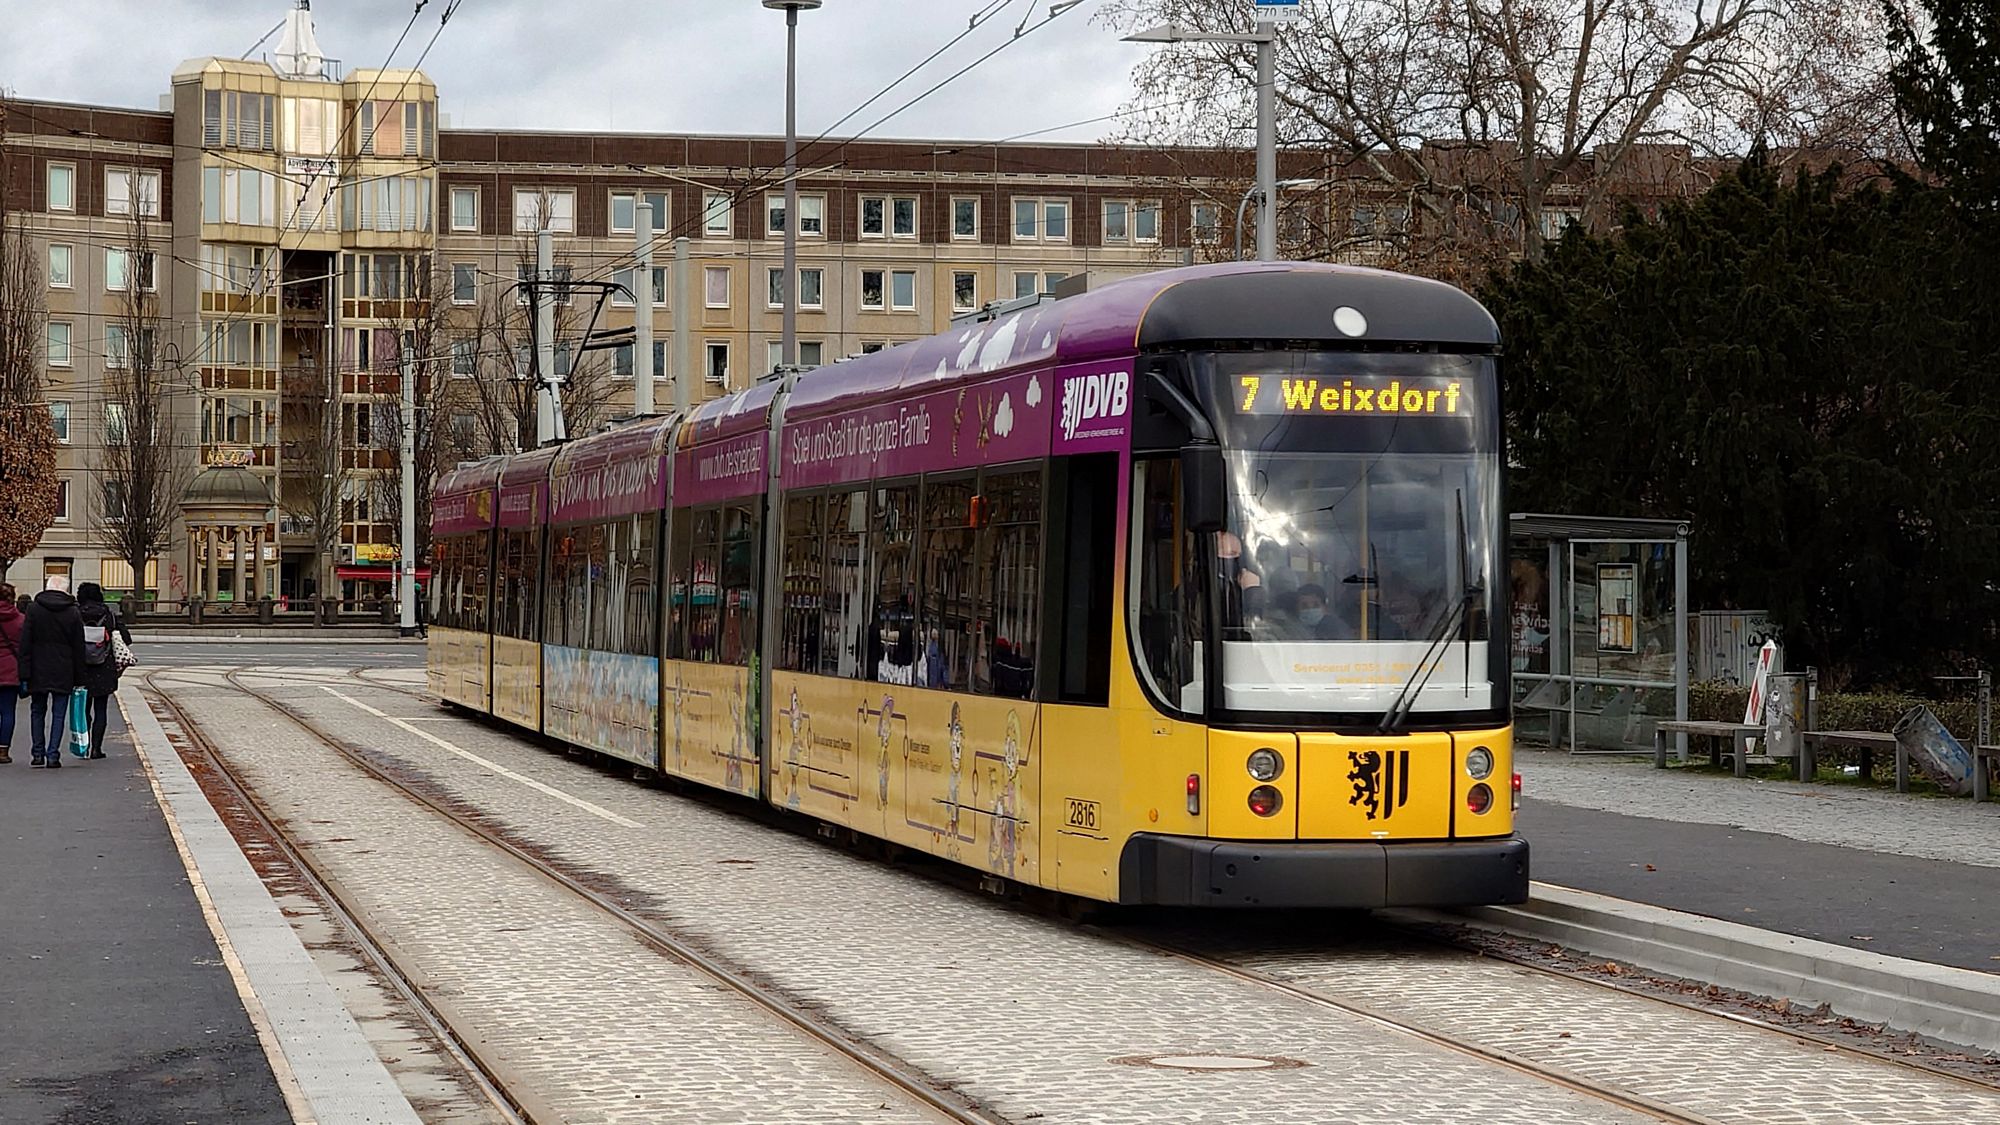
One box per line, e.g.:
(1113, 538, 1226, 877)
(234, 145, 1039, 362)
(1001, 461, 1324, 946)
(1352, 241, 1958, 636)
(67, 691, 91, 758)
(112, 633, 138, 671)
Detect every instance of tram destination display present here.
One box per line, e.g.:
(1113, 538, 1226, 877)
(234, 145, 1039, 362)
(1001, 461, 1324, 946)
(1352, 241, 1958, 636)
(1230, 373, 1469, 418)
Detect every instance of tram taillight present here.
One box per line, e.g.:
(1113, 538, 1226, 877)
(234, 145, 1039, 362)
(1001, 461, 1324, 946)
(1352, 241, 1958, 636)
(1511, 772, 1522, 811)
(1466, 784, 1494, 815)
(1247, 785, 1283, 818)
(1185, 773, 1201, 816)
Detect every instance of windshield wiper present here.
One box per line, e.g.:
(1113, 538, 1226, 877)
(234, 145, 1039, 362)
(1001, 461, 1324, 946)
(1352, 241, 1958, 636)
(1377, 490, 1482, 734)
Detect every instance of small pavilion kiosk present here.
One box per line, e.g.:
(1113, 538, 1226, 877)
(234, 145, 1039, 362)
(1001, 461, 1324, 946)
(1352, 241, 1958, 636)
(180, 464, 275, 613)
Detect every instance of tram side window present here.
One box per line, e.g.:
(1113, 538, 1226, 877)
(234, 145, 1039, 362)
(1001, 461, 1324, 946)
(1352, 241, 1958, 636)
(717, 503, 761, 667)
(493, 528, 541, 641)
(544, 527, 588, 649)
(779, 493, 824, 672)
(684, 508, 722, 662)
(1048, 454, 1116, 705)
(867, 483, 918, 684)
(982, 468, 1041, 700)
(918, 474, 976, 691)
(1133, 458, 1204, 715)
(585, 515, 657, 657)
(821, 489, 869, 678)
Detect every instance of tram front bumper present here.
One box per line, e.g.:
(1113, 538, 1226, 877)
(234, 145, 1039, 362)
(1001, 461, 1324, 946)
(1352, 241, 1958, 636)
(1117, 833, 1530, 908)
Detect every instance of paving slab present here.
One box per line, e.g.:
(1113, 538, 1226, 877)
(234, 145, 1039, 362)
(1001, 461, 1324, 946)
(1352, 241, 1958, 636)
(0, 690, 291, 1125)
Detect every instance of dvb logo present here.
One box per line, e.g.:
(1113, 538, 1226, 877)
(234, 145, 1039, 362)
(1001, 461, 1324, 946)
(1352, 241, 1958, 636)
(1059, 368, 1130, 440)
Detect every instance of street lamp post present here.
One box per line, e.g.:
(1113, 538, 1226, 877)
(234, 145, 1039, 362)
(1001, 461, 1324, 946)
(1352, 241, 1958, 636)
(1125, 20, 1280, 260)
(764, 0, 821, 370)
(1234, 178, 1320, 261)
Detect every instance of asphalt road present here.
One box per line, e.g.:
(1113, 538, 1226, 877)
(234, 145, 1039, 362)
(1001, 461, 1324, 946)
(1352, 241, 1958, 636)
(1523, 796, 2000, 972)
(0, 698, 290, 1124)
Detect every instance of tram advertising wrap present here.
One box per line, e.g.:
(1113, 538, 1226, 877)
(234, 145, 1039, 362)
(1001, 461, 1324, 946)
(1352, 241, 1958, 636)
(430, 262, 1528, 909)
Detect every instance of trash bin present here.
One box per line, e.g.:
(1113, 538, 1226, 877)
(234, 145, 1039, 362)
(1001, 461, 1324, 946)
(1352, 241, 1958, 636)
(258, 596, 275, 625)
(189, 597, 203, 626)
(379, 599, 396, 625)
(1892, 704, 1976, 796)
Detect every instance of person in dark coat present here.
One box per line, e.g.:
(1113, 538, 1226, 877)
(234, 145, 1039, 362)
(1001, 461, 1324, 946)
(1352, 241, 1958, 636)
(0, 583, 22, 765)
(75, 583, 132, 760)
(19, 575, 86, 768)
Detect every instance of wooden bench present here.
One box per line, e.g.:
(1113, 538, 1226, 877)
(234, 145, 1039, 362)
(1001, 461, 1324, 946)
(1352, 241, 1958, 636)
(1801, 729, 1901, 787)
(1653, 720, 1762, 773)
(1976, 744, 1998, 803)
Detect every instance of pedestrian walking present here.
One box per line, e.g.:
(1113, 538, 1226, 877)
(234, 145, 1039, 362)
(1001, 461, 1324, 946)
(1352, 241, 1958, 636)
(0, 583, 23, 765)
(19, 574, 86, 769)
(75, 582, 132, 760)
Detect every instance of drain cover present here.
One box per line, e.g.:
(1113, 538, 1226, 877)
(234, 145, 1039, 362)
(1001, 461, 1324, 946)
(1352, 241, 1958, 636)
(1112, 1054, 1308, 1072)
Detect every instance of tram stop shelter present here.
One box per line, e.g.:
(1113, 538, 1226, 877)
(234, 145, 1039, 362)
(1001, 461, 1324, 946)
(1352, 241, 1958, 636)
(1509, 514, 1690, 755)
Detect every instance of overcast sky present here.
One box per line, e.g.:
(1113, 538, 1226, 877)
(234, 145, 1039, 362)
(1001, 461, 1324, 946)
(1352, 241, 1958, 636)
(2, 0, 1157, 144)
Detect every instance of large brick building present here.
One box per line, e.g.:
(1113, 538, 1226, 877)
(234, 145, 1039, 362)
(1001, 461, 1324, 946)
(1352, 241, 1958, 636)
(0, 4, 1721, 606)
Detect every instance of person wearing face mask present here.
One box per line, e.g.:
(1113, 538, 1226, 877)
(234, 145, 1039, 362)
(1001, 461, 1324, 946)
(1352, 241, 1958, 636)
(1293, 583, 1341, 640)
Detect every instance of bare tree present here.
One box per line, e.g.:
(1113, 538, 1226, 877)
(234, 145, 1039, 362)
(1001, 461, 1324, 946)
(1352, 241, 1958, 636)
(1102, 0, 1895, 272)
(280, 331, 342, 613)
(93, 173, 194, 604)
(375, 255, 470, 575)
(0, 133, 60, 582)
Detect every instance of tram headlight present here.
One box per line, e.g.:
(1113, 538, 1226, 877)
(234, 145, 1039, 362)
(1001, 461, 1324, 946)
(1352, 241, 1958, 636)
(1464, 746, 1494, 780)
(1466, 783, 1494, 815)
(1246, 748, 1284, 782)
(1247, 785, 1283, 817)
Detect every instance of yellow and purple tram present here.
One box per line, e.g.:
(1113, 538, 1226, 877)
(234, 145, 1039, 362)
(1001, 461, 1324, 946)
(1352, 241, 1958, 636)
(429, 261, 1528, 907)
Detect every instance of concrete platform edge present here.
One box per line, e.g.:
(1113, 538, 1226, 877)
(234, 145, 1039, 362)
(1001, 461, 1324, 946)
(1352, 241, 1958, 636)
(119, 684, 426, 1125)
(1412, 880, 2000, 1053)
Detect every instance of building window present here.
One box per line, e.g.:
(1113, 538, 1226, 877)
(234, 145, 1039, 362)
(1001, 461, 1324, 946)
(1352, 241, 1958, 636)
(514, 188, 576, 234)
(1192, 202, 1220, 242)
(703, 191, 734, 236)
(611, 190, 669, 234)
(48, 322, 72, 367)
(614, 343, 635, 380)
(800, 267, 823, 309)
(514, 263, 573, 306)
(705, 266, 730, 309)
(860, 269, 885, 310)
(54, 480, 69, 522)
(856, 194, 917, 239)
(107, 325, 129, 369)
(49, 401, 71, 443)
(1012, 196, 1069, 243)
(951, 271, 976, 312)
(450, 187, 478, 231)
(1104, 200, 1129, 243)
(860, 342, 885, 354)
(612, 266, 667, 307)
(452, 338, 477, 378)
(952, 197, 978, 240)
(105, 403, 128, 446)
(766, 193, 824, 237)
(767, 267, 786, 309)
(705, 342, 730, 385)
(452, 263, 477, 305)
(47, 244, 72, 289)
(1540, 206, 1583, 240)
(47, 163, 75, 212)
(106, 249, 157, 294)
(765, 341, 784, 372)
(1012, 271, 1039, 300)
(800, 341, 823, 367)
(1135, 201, 1160, 242)
(104, 169, 162, 218)
(1044, 271, 1067, 293)
(890, 269, 917, 311)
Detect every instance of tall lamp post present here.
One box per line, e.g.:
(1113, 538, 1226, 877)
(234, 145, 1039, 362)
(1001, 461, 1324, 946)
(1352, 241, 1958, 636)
(1234, 178, 1319, 261)
(1125, 20, 1279, 260)
(764, 0, 821, 370)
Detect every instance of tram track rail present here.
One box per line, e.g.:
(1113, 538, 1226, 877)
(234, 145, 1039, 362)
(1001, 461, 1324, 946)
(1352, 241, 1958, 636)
(139, 672, 537, 1125)
(156, 665, 1999, 1121)
(188, 668, 1011, 1125)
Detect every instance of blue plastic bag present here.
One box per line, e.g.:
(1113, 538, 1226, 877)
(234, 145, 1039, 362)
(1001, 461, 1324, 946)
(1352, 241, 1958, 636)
(67, 691, 91, 758)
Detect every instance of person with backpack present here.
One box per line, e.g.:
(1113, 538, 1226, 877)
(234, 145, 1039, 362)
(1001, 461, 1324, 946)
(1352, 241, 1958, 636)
(19, 575, 86, 768)
(0, 583, 23, 765)
(75, 582, 133, 760)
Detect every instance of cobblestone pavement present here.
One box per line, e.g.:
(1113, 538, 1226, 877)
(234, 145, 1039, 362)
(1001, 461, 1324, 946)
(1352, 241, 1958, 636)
(177, 668, 2000, 1125)
(1517, 748, 2000, 868)
(160, 676, 952, 1125)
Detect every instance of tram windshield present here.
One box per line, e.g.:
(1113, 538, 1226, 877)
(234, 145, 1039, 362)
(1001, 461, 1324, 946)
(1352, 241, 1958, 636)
(1189, 351, 1501, 721)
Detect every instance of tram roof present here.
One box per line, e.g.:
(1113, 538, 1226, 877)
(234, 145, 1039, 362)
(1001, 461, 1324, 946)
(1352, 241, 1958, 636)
(780, 262, 1496, 423)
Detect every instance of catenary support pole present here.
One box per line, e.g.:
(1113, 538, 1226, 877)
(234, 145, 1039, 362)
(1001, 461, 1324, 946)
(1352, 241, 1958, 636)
(634, 200, 654, 414)
(397, 349, 417, 636)
(781, 5, 800, 369)
(673, 236, 691, 413)
(1255, 22, 1276, 262)
(535, 227, 557, 444)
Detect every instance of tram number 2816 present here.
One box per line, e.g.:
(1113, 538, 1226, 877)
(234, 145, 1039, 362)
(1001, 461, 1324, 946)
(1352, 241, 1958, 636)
(1064, 798, 1100, 831)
